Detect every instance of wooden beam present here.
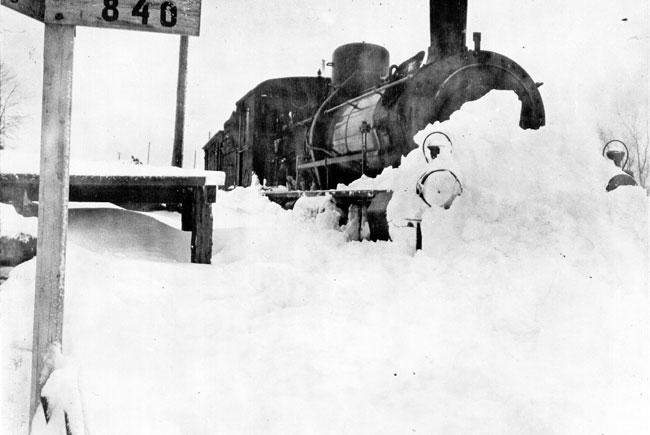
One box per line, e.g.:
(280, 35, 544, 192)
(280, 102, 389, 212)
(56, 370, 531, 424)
(190, 186, 213, 264)
(0, 174, 218, 204)
(29, 23, 75, 429)
(0, 173, 211, 187)
(181, 197, 193, 231)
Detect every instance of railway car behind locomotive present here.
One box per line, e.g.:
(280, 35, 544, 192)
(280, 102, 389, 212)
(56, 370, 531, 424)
(204, 0, 546, 190)
(204, 76, 330, 188)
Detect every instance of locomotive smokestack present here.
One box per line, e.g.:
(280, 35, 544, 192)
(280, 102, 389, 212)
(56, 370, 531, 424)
(428, 0, 468, 63)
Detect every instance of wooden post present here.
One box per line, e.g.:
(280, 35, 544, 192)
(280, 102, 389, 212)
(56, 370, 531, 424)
(181, 192, 193, 231)
(190, 186, 213, 264)
(171, 35, 189, 168)
(29, 23, 75, 429)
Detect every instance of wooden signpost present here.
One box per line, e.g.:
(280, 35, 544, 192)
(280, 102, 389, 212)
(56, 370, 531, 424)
(3, 0, 201, 35)
(29, 22, 76, 431)
(1, 0, 201, 432)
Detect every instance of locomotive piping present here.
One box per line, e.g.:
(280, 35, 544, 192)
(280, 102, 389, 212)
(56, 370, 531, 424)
(306, 73, 359, 188)
(307, 71, 359, 152)
(324, 76, 411, 115)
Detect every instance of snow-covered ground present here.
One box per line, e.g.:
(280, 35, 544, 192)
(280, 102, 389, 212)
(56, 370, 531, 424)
(1, 92, 649, 434)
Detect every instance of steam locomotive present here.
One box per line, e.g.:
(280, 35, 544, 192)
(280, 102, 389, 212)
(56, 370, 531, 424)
(203, 0, 546, 191)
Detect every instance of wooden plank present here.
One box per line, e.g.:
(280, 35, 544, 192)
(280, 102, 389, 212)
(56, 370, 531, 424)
(190, 186, 212, 264)
(29, 23, 75, 429)
(1, 0, 45, 21)
(0, 177, 218, 204)
(68, 174, 208, 186)
(43, 0, 201, 36)
(67, 185, 193, 203)
(1, 173, 210, 187)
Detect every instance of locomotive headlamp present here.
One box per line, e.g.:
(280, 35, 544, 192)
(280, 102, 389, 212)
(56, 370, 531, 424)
(601, 139, 639, 191)
(415, 169, 463, 209)
(422, 131, 453, 163)
(602, 139, 629, 169)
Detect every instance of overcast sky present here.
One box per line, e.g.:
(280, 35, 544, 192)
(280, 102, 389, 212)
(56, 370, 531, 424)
(1, 0, 648, 167)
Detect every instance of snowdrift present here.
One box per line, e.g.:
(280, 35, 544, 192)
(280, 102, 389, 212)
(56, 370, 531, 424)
(1, 92, 648, 435)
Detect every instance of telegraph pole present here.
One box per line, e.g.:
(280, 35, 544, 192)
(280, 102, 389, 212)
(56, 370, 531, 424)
(171, 35, 189, 168)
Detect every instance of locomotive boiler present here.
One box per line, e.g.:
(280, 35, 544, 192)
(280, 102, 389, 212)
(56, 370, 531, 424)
(204, 0, 545, 190)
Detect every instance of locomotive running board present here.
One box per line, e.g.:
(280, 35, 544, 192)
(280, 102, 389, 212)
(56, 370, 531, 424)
(296, 153, 364, 170)
(262, 189, 385, 199)
(262, 189, 393, 241)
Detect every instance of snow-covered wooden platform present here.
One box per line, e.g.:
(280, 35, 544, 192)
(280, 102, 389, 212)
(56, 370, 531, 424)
(0, 172, 218, 204)
(0, 154, 225, 263)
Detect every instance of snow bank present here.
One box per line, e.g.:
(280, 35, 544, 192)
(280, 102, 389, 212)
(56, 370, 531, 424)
(1, 92, 648, 434)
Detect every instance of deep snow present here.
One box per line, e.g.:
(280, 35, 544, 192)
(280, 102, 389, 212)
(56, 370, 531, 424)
(1, 92, 648, 434)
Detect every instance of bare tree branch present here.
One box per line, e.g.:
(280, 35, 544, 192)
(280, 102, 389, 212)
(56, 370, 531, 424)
(600, 103, 650, 191)
(0, 61, 26, 149)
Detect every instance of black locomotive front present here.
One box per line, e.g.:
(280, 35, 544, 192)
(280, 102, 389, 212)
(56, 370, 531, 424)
(204, 0, 546, 190)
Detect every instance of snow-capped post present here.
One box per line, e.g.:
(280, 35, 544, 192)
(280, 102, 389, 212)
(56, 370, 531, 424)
(29, 21, 75, 433)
